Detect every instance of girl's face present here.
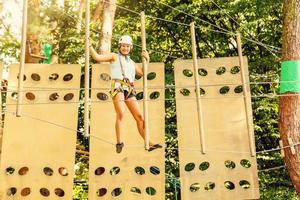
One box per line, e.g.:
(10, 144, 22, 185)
(119, 44, 131, 55)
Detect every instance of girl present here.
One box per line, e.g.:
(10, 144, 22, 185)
(89, 35, 162, 153)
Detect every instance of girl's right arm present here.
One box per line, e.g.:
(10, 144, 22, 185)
(90, 45, 116, 63)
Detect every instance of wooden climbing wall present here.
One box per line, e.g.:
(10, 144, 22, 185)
(174, 57, 259, 200)
(89, 63, 165, 199)
(0, 64, 80, 199)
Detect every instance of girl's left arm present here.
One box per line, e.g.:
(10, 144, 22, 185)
(135, 50, 150, 76)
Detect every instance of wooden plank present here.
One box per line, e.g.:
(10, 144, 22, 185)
(0, 64, 80, 200)
(89, 63, 165, 200)
(175, 57, 259, 200)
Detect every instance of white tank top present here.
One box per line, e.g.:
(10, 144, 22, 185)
(110, 53, 136, 82)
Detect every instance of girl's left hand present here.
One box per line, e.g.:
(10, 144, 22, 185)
(142, 50, 150, 62)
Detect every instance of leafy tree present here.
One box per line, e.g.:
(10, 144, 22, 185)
(0, 0, 298, 199)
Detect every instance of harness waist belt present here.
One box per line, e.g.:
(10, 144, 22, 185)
(110, 79, 135, 99)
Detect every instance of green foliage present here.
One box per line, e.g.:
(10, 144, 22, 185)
(0, 33, 20, 64)
(0, 17, 20, 64)
(73, 155, 89, 199)
(0, 0, 298, 199)
(259, 168, 298, 200)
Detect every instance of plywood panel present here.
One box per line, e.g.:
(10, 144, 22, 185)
(89, 63, 165, 200)
(174, 57, 259, 200)
(0, 64, 80, 200)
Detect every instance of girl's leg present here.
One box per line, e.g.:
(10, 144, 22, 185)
(125, 97, 154, 146)
(112, 93, 125, 144)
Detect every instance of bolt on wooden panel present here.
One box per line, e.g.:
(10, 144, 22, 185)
(174, 57, 259, 200)
(0, 64, 81, 200)
(89, 63, 165, 200)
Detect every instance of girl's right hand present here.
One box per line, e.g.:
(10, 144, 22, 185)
(88, 37, 92, 47)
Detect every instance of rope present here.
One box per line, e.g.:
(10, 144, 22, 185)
(3, 78, 299, 92)
(103, 0, 140, 15)
(2, 1, 290, 195)
(146, 15, 191, 27)
(0, 110, 292, 187)
(3, 0, 279, 68)
(1, 81, 290, 93)
(243, 37, 281, 59)
(3, 107, 300, 156)
(152, 0, 281, 55)
(4, 92, 300, 108)
(47, 0, 280, 62)
(111, 1, 236, 37)
(209, 0, 281, 52)
(5, 110, 115, 145)
(258, 165, 286, 172)
(0, 77, 293, 92)
(96, 0, 282, 57)
(153, 0, 232, 34)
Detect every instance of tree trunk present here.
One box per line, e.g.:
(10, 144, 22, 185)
(280, 0, 300, 196)
(76, 0, 85, 32)
(28, 0, 40, 13)
(26, 0, 42, 63)
(27, 0, 41, 28)
(92, 1, 104, 22)
(98, 0, 116, 54)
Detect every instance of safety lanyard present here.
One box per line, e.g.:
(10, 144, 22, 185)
(118, 54, 134, 88)
(118, 54, 127, 80)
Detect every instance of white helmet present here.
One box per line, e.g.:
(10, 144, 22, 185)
(118, 35, 133, 46)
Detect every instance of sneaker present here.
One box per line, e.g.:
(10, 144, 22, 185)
(148, 144, 163, 152)
(116, 142, 124, 153)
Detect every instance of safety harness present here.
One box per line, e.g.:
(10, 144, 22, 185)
(110, 54, 135, 99)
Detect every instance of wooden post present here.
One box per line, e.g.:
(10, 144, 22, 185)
(141, 11, 149, 150)
(236, 33, 256, 157)
(190, 22, 206, 154)
(85, 0, 90, 136)
(16, 0, 28, 117)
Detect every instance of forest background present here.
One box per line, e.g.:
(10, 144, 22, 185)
(0, 0, 295, 199)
